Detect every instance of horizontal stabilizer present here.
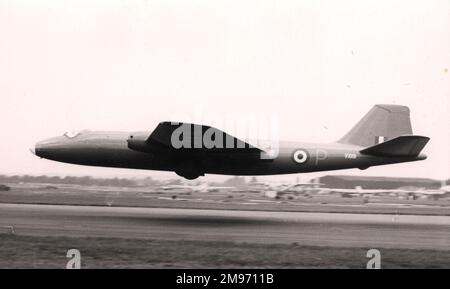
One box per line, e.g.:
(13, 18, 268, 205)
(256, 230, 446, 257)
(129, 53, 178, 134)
(360, 135, 429, 157)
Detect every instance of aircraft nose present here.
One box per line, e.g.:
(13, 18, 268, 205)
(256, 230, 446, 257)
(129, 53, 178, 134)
(32, 137, 65, 159)
(32, 141, 45, 158)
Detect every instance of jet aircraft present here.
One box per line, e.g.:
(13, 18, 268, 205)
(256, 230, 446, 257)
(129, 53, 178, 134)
(32, 105, 429, 180)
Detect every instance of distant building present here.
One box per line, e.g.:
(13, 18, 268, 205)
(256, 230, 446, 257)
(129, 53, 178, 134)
(314, 175, 441, 190)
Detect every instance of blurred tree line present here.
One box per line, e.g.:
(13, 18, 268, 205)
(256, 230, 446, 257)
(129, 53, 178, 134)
(0, 175, 160, 187)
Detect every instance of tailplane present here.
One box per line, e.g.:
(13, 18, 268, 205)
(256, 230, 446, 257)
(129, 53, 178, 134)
(339, 104, 413, 147)
(360, 135, 429, 157)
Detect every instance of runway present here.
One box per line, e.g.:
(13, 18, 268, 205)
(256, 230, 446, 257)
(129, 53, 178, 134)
(0, 203, 449, 250)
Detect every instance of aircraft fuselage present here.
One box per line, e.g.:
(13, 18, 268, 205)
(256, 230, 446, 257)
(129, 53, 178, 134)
(34, 130, 426, 179)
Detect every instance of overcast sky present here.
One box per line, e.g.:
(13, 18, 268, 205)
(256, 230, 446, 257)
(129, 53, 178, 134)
(1, 0, 449, 181)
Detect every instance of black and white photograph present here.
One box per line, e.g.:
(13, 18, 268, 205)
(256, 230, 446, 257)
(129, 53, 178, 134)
(0, 0, 449, 279)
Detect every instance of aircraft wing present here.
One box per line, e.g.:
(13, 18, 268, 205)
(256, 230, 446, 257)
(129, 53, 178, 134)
(128, 122, 271, 161)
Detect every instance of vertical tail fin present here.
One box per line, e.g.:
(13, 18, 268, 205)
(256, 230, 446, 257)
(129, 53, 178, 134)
(338, 104, 413, 147)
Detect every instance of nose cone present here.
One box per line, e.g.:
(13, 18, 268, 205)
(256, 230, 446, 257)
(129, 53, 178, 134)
(31, 140, 45, 158)
(32, 137, 67, 159)
(33, 140, 48, 158)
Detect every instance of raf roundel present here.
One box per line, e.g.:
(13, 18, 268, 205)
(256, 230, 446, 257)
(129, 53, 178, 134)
(292, 149, 308, 164)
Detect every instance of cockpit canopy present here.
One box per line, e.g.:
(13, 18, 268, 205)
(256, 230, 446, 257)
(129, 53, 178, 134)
(63, 130, 90, 138)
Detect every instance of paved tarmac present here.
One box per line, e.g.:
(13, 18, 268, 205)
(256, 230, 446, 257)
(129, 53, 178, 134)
(0, 203, 449, 250)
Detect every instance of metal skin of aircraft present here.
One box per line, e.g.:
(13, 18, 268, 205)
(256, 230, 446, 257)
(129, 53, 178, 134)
(32, 104, 430, 180)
